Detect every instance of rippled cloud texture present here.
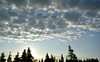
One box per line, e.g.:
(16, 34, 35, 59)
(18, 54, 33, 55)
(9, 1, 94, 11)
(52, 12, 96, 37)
(0, 0, 100, 42)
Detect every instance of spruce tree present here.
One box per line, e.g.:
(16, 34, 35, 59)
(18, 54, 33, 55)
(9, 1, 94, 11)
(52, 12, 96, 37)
(59, 54, 64, 62)
(14, 52, 20, 62)
(27, 47, 34, 62)
(41, 58, 43, 62)
(67, 45, 77, 61)
(38, 60, 40, 62)
(0, 52, 6, 62)
(45, 53, 50, 62)
(7, 51, 12, 62)
(51, 54, 55, 62)
(21, 49, 27, 62)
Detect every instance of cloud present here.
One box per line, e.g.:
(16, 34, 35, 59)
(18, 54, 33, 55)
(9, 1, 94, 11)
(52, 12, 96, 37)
(0, 0, 5, 8)
(0, 10, 10, 21)
(8, 11, 18, 17)
(0, 0, 100, 42)
(78, 0, 100, 12)
(2, 0, 27, 9)
(29, 0, 51, 9)
(53, 0, 100, 12)
(84, 11, 98, 18)
(0, 23, 6, 28)
(63, 11, 81, 24)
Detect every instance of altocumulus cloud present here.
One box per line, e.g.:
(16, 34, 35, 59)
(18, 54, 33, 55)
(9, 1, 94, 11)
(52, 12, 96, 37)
(0, 0, 100, 42)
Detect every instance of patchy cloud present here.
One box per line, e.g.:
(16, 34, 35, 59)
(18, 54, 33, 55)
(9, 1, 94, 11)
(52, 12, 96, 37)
(0, 10, 10, 21)
(84, 11, 98, 18)
(29, 0, 51, 9)
(0, 0, 100, 42)
(63, 11, 81, 24)
(2, 0, 27, 9)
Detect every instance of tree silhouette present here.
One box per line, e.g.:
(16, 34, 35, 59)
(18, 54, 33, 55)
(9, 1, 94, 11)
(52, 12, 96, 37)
(0, 46, 99, 62)
(83, 58, 99, 62)
(41, 58, 43, 62)
(45, 53, 50, 62)
(67, 45, 77, 60)
(7, 51, 12, 62)
(38, 60, 40, 62)
(0, 52, 6, 62)
(13, 52, 20, 62)
(27, 47, 34, 62)
(59, 54, 64, 62)
(50, 54, 55, 62)
(21, 49, 27, 62)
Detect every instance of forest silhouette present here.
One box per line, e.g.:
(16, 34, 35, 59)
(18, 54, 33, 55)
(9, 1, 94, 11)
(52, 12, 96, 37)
(0, 45, 99, 62)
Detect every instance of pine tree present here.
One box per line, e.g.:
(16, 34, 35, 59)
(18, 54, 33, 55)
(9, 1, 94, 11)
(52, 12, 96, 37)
(45, 53, 50, 62)
(0, 56, 1, 62)
(14, 52, 20, 62)
(41, 58, 43, 62)
(45, 53, 49, 60)
(0, 52, 6, 62)
(21, 49, 27, 62)
(7, 51, 12, 62)
(38, 60, 40, 62)
(65, 57, 68, 62)
(50, 54, 55, 62)
(59, 54, 64, 62)
(67, 45, 77, 61)
(27, 47, 34, 62)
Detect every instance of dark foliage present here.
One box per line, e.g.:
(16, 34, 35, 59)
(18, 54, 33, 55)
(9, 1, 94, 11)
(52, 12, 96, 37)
(13, 52, 20, 62)
(0, 52, 6, 62)
(0, 46, 99, 62)
(7, 51, 12, 62)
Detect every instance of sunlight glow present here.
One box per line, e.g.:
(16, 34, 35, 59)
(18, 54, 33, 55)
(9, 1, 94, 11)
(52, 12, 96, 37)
(18, 44, 38, 58)
(31, 48, 37, 57)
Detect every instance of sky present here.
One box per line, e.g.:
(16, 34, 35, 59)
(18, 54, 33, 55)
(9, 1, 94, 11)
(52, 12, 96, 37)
(0, 0, 100, 61)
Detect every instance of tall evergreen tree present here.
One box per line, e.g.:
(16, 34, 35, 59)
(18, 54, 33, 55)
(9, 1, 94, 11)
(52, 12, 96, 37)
(45, 53, 50, 62)
(67, 45, 77, 61)
(27, 47, 34, 62)
(45, 53, 49, 59)
(14, 52, 20, 62)
(0, 56, 1, 62)
(50, 54, 55, 62)
(21, 49, 27, 62)
(0, 52, 6, 62)
(66, 57, 68, 62)
(41, 58, 43, 62)
(59, 54, 64, 62)
(7, 51, 12, 62)
(38, 60, 40, 62)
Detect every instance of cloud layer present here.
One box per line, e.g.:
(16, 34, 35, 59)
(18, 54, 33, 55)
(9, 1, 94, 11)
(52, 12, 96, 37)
(0, 0, 100, 42)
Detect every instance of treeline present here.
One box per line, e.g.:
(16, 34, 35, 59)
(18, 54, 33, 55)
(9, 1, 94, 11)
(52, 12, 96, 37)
(0, 46, 99, 62)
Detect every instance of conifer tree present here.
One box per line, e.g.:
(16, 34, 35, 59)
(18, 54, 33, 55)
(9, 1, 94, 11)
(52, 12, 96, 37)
(59, 54, 64, 62)
(46, 53, 49, 60)
(67, 45, 77, 61)
(41, 58, 43, 62)
(38, 60, 40, 62)
(7, 51, 12, 62)
(27, 47, 34, 62)
(51, 54, 53, 62)
(65, 57, 68, 62)
(96, 58, 99, 62)
(14, 52, 20, 62)
(0, 52, 6, 62)
(45, 53, 50, 62)
(51, 54, 55, 62)
(21, 49, 27, 62)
